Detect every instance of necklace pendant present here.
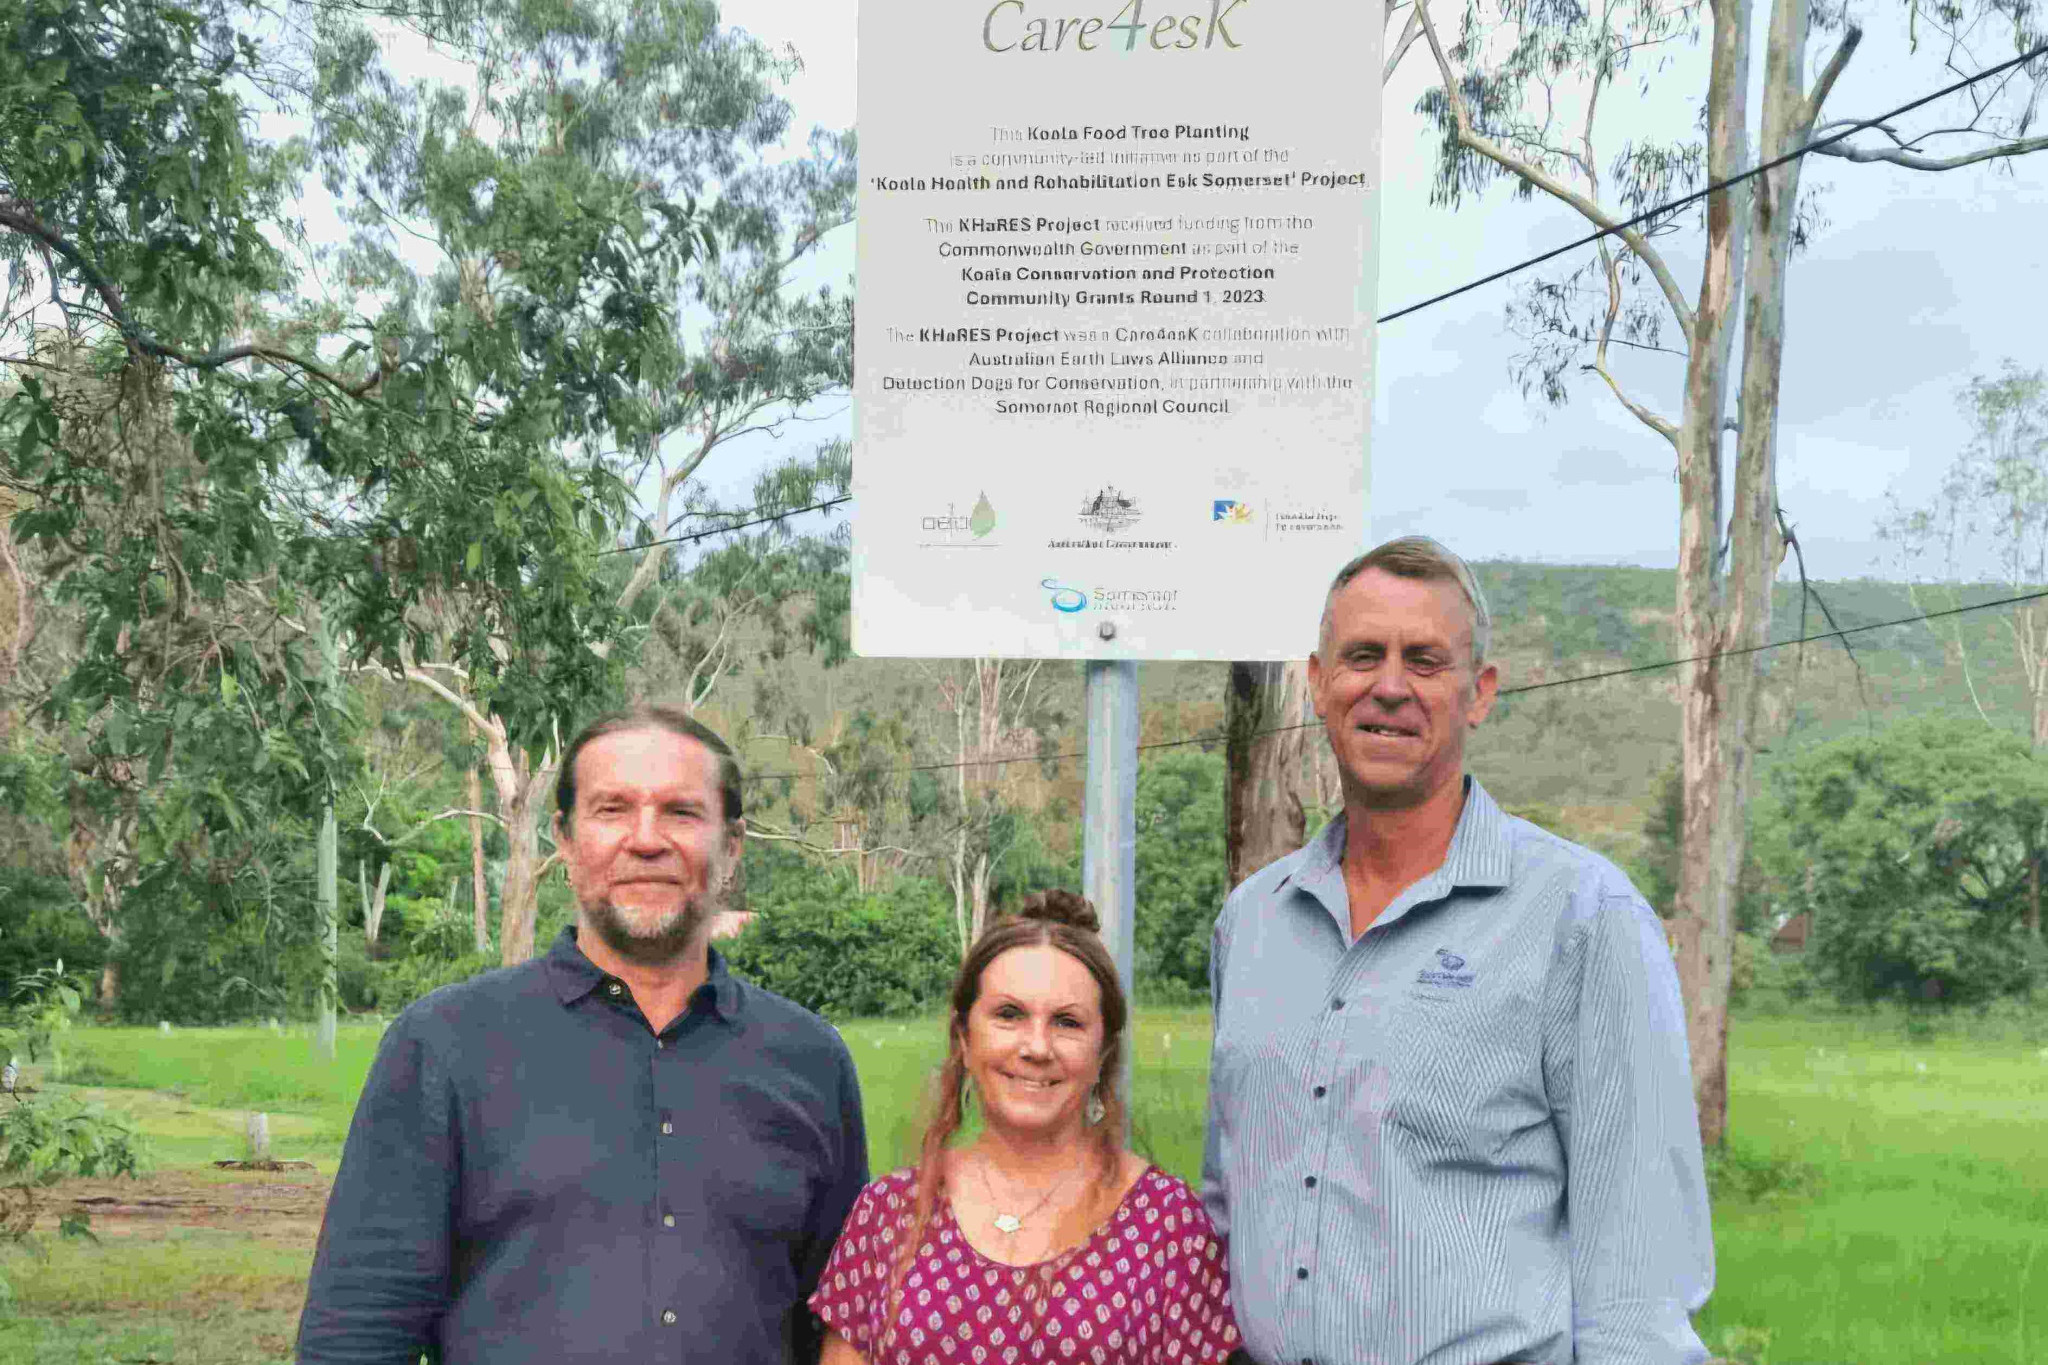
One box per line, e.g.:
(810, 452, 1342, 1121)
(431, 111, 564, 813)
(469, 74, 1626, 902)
(992, 1213, 1023, 1234)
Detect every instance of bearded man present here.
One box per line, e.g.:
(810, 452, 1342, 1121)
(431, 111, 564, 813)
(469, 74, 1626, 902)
(299, 706, 869, 1365)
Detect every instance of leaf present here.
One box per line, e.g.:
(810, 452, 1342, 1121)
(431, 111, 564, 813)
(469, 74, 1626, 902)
(466, 541, 483, 574)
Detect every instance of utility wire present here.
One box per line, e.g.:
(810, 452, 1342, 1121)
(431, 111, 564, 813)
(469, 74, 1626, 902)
(1375, 39, 2048, 325)
(597, 494, 851, 555)
(745, 586, 2048, 787)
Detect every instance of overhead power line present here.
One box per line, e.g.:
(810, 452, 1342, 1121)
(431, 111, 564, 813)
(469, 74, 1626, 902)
(598, 494, 851, 555)
(744, 587, 2048, 787)
(1375, 39, 2048, 325)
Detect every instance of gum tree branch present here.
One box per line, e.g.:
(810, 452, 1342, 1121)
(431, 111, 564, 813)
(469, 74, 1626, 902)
(1413, 0, 1699, 344)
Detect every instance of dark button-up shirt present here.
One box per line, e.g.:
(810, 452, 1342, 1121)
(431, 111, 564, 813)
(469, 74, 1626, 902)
(298, 928, 869, 1365)
(1204, 778, 1713, 1365)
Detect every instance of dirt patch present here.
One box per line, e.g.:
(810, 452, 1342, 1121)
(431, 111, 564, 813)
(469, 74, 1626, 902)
(213, 1158, 320, 1171)
(56, 1168, 331, 1242)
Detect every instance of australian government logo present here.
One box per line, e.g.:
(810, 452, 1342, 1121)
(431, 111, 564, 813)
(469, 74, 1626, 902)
(1078, 485, 1141, 535)
(1416, 948, 1476, 990)
(919, 493, 998, 547)
(1042, 579, 1181, 615)
(1051, 484, 1173, 550)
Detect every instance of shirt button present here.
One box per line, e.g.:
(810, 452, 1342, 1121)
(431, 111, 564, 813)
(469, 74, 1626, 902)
(656, 1038, 665, 1050)
(662, 1310, 677, 1325)
(606, 983, 622, 996)
(1304, 1176, 1318, 1189)
(663, 1213, 676, 1228)
(1313, 1085, 1327, 1098)
(1296, 1267, 1309, 1280)
(1329, 998, 1344, 1010)
(661, 1120, 674, 1135)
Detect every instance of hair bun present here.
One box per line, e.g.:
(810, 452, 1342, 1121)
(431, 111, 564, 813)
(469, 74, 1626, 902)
(1012, 889, 1100, 934)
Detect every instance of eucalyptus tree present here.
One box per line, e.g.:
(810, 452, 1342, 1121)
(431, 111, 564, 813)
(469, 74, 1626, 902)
(1410, 0, 2046, 1141)
(292, 0, 858, 962)
(1879, 362, 2048, 748)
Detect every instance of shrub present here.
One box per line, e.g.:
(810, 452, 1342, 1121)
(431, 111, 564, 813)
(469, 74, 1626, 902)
(724, 848, 957, 1018)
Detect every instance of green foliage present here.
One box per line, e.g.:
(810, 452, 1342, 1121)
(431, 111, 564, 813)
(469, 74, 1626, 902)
(0, 965, 145, 1297)
(1133, 751, 1226, 1002)
(722, 845, 958, 1018)
(1767, 717, 2048, 1006)
(1636, 763, 1774, 932)
(0, 965, 80, 1067)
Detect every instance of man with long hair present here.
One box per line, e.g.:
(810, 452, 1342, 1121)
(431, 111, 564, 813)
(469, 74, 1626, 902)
(299, 705, 868, 1364)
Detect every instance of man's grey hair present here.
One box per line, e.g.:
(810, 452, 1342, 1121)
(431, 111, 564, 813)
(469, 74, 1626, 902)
(1321, 536, 1493, 666)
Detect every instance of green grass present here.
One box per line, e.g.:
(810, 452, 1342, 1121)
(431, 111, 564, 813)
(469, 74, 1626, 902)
(17, 1007, 2047, 1364)
(1693, 1014, 2048, 1364)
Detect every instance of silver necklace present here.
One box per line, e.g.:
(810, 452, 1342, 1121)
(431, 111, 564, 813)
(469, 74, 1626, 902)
(975, 1152, 1084, 1235)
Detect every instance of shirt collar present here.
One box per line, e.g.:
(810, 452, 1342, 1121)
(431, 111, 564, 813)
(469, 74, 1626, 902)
(1283, 774, 1514, 904)
(543, 925, 743, 1021)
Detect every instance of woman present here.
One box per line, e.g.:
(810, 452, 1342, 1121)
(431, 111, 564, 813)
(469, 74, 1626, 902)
(809, 889, 1241, 1365)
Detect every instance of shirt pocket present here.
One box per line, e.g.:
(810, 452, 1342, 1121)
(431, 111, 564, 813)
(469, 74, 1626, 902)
(1379, 987, 1543, 1163)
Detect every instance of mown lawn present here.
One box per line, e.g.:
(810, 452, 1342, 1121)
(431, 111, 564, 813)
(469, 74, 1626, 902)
(5, 1007, 2042, 1364)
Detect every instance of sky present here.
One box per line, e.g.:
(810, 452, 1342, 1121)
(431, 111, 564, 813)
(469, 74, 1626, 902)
(704, 0, 2047, 583)
(327, 0, 2047, 584)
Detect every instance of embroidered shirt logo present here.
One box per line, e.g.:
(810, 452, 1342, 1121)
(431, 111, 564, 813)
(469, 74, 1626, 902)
(1417, 948, 1476, 989)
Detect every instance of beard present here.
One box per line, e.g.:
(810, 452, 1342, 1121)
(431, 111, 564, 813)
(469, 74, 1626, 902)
(580, 855, 729, 966)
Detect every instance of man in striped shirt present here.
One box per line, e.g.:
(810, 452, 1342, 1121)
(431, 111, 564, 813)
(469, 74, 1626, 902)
(1202, 537, 1712, 1365)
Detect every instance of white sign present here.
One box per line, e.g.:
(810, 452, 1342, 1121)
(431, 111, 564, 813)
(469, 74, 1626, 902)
(852, 0, 1380, 660)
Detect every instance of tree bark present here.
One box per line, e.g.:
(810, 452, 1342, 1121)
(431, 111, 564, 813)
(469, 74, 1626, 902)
(1676, 0, 1844, 1149)
(359, 859, 392, 953)
(1663, 0, 1756, 1155)
(468, 764, 491, 954)
(495, 766, 552, 965)
(1225, 660, 1311, 890)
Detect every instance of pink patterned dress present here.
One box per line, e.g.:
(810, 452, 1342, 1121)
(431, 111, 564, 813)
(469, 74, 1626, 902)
(808, 1165, 1240, 1365)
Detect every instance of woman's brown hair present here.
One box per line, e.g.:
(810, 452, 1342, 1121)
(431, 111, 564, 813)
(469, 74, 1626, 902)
(875, 889, 1130, 1351)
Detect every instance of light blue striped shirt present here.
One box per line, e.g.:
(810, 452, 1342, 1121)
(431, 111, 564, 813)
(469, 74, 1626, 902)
(1202, 778, 1712, 1365)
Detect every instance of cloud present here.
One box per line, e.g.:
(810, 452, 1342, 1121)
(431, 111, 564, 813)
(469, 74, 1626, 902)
(1553, 445, 1664, 487)
(1445, 487, 1532, 512)
(1774, 244, 1971, 425)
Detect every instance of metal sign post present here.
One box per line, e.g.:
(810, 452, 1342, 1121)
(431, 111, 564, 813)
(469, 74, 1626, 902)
(1081, 659, 1138, 1138)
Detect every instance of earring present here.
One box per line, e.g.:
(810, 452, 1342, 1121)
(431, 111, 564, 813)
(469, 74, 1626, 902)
(1085, 1092, 1106, 1126)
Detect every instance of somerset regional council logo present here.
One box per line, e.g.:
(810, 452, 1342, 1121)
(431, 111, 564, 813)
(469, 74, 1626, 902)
(1078, 485, 1141, 535)
(1043, 579, 1088, 613)
(1417, 947, 1476, 989)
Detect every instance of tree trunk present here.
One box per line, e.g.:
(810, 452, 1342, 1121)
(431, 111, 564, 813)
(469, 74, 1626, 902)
(98, 958, 120, 1016)
(1675, 0, 1824, 1149)
(468, 764, 491, 954)
(2029, 853, 2041, 943)
(1664, 0, 1757, 1154)
(316, 803, 338, 1058)
(359, 859, 392, 953)
(951, 824, 972, 957)
(1225, 660, 1311, 890)
(496, 767, 552, 965)
(970, 850, 993, 942)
